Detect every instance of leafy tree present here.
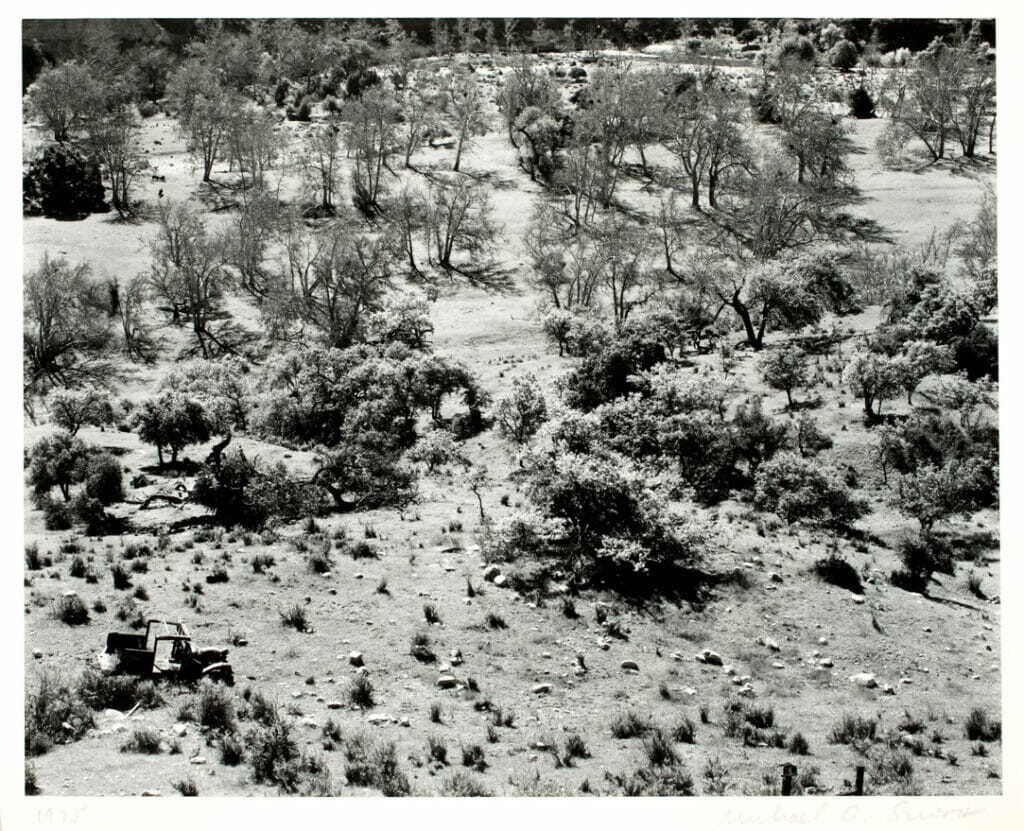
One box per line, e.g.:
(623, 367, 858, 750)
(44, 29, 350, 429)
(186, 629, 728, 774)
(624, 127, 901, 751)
(167, 58, 235, 183)
(758, 344, 809, 407)
(842, 349, 900, 418)
(82, 453, 123, 505)
(892, 341, 955, 404)
(828, 40, 859, 70)
(442, 66, 489, 172)
(495, 373, 548, 444)
(146, 202, 234, 357)
(396, 83, 441, 169)
(344, 88, 399, 215)
(224, 104, 280, 192)
(794, 413, 833, 457)
(27, 432, 91, 502)
(47, 387, 114, 435)
(408, 430, 469, 474)
(754, 452, 867, 529)
(24, 255, 116, 407)
(24, 61, 105, 142)
(158, 358, 251, 434)
(83, 102, 147, 217)
(496, 55, 561, 146)
(895, 458, 994, 534)
(366, 292, 434, 351)
(134, 393, 212, 466)
(563, 326, 667, 411)
(425, 176, 500, 275)
(730, 396, 792, 475)
(23, 143, 109, 218)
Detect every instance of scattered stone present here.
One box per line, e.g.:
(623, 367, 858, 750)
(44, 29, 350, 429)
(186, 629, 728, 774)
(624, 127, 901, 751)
(32, 649, 42, 659)
(172, 723, 188, 737)
(819, 658, 834, 668)
(291, 691, 302, 699)
(724, 665, 736, 676)
(851, 594, 866, 604)
(620, 660, 639, 671)
(450, 649, 464, 666)
(439, 663, 452, 674)
(738, 684, 756, 698)
(302, 717, 318, 728)
(482, 565, 501, 582)
(765, 638, 780, 652)
(349, 652, 365, 667)
(699, 649, 723, 666)
(190, 757, 207, 765)
(327, 701, 344, 709)
(849, 673, 878, 688)
(367, 714, 391, 725)
(532, 683, 553, 694)
(923, 627, 932, 633)
(899, 678, 912, 685)
(818, 637, 828, 645)
(400, 716, 410, 727)
(772, 662, 785, 669)
(493, 575, 508, 588)
(683, 687, 697, 696)
(769, 572, 783, 583)
(436, 676, 458, 689)
(731, 677, 744, 685)
(141, 790, 161, 797)
(321, 572, 332, 579)
(881, 685, 896, 695)
(103, 709, 124, 720)
(670, 652, 683, 662)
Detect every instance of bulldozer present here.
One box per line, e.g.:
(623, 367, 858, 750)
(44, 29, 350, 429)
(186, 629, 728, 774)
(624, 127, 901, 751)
(99, 619, 234, 685)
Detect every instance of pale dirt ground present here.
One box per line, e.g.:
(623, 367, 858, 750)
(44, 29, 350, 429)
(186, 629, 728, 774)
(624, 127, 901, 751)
(22, 54, 1000, 797)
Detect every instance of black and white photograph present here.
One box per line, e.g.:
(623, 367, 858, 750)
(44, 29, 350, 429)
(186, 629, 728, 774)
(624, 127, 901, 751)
(14, 9, 1018, 820)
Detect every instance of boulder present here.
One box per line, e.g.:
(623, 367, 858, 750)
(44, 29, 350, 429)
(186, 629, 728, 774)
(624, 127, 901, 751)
(620, 660, 639, 671)
(531, 683, 553, 694)
(482, 565, 501, 582)
(493, 575, 508, 588)
(436, 676, 458, 689)
(849, 672, 877, 688)
(349, 651, 365, 667)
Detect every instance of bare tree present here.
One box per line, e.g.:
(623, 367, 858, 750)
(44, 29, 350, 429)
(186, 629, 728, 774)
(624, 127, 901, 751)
(344, 87, 399, 215)
(84, 103, 147, 217)
(425, 176, 500, 274)
(167, 58, 234, 182)
(442, 67, 489, 172)
(299, 119, 343, 213)
(224, 104, 280, 192)
(24, 60, 105, 142)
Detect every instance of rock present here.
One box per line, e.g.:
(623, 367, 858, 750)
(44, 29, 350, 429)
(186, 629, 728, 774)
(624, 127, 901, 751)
(439, 663, 452, 674)
(291, 691, 303, 699)
(818, 637, 828, 645)
(850, 594, 866, 604)
(684, 687, 697, 696)
(103, 709, 124, 720)
(436, 676, 458, 689)
(349, 652, 365, 667)
(400, 716, 410, 727)
(738, 684, 756, 698)
(172, 723, 188, 737)
(190, 757, 207, 765)
(327, 701, 345, 709)
(701, 649, 723, 666)
(670, 652, 683, 662)
(899, 678, 913, 685)
(541, 652, 552, 659)
(620, 660, 639, 671)
(532, 683, 553, 694)
(849, 672, 877, 688)
(32, 649, 43, 659)
(367, 714, 390, 725)
(881, 685, 896, 695)
(819, 658, 834, 668)
(769, 572, 783, 583)
(302, 717, 318, 728)
(772, 662, 785, 669)
(450, 649, 464, 666)
(141, 790, 161, 797)
(765, 638, 780, 651)
(320, 572, 332, 579)
(493, 575, 508, 588)
(482, 565, 501, 582)
(724, 665, 735, 676)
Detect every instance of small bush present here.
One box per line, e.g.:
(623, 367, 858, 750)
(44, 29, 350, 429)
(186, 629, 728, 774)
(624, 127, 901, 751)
(194, 680, 236, 732)
(965, 708, 1001, 742)
(899, 711, 925, 735)
(441, 771, 492, 796)
(172, 777, 198, 796)
(485, 612, 507, 630)
(427, 736, 448, 765)
(830, 714, 878, 745)
(68, 555, 87, 578)
(348, 541, 377, 560)
(53, 594, 90, 626)
(411, 632, 437, 663)
(252, 553, 275, 573)
(744, 705, 775, 729)
(461, 743, 487, 772)
(789, 732, 810, 755)
(25, 762, 39, 795)
(565, 733, 590, 759)
(133, 586, 149, 601)
(672, 717, 697, 744)
(966, 572, 987, 600)
(120, 728, 162, 754)
(814, 554, 863, 593)
(111, 564, 132, 590)
(643, 728, 679, 767)
(205, 566, 229, 584)
(43, 499, 73, 530)
(423, 603, 442, 624)
(220, 733, 244, 765)
(348, 674, 375, 709)
(429, 701, 443, 724)
(25, 670, 93, 756)
(78, 669, 162, 711)
(280, 604, 310, 632)
(343, 738, 410, 795)
(848, 86, 876, 119)
(611, 711, 652, 739)
(307, 549, 333, 574)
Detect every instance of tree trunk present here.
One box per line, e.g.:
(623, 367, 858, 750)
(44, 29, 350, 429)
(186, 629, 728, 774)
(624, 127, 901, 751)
(453, 135, 464, 172)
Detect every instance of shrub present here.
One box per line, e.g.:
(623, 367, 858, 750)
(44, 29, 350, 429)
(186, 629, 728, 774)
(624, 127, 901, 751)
(485, 612, 507, 630)
(891, 534, 954, 592)
(495, 373, 548, 444)
(643, 728, 679, 767)
(777, 36, 816, 63)
(25, 670, 93, 756)
(252, 553, 275, 573)
(348, 674, 375, 709)
(607, 762, 695, 796)
(220, 733, 244, 765)
(813, 554, 863, 593)
(754, 453, 867, 529)
(758, 346, 809, 408)
(461, 744, 487, 772)
(565, 733, 590, 759)
(194, 680, 236, 732)
(789, 732, 810, 755)
(83, 453, 123, 505)
(348, 541, 377, 560)
(829, 39, 859, 69)
(848, 86, 876, 119)
(411, 632, 437, 663)
(25, 543, 46, 571)
(441, 771, 492, 796)
(611, 711, 653, 739)
(23, 143, 108, 219)
(427, 736, 448, 765)
(111, 564, 132, 590)
(830, 715, 878, 745)
(671, 717, 697, 744)
(120, 728, 162, 754)
(41, 498, 73, 531)
(52, 594, 89, 626)
(965, 708, 1001, 742)
(343, 738, 410, 795)
(25, 762, 39, 795)
(423, 603, 442, 624)
(172, 778, 199, 796)
(280, 604, 310, 632)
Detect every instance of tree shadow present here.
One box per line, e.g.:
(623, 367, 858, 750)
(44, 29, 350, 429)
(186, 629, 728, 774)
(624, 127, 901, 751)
(448, 262, 521, 295)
